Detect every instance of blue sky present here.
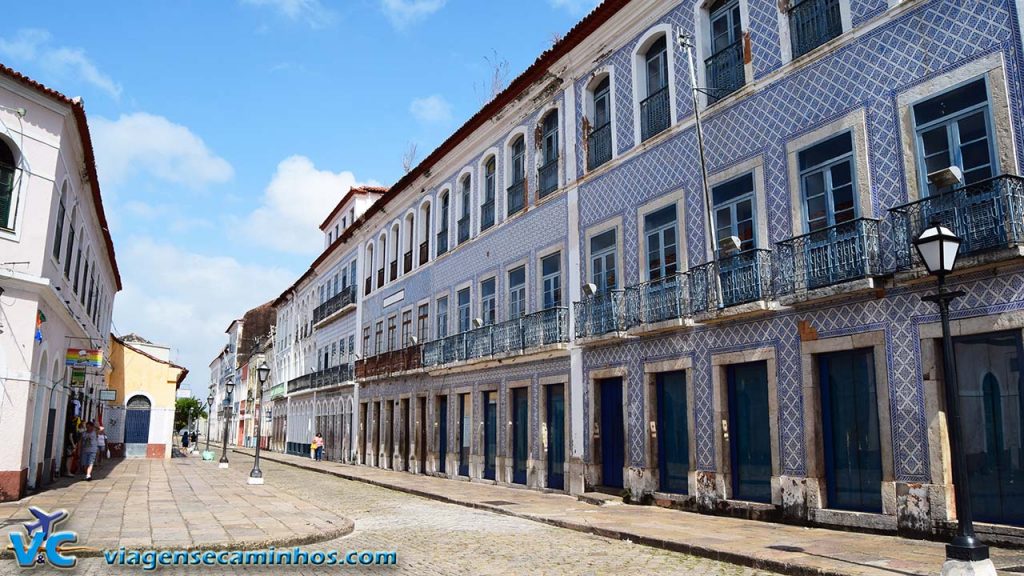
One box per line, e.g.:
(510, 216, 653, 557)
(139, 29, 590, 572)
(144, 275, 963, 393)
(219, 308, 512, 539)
(1, 0, 598, 387)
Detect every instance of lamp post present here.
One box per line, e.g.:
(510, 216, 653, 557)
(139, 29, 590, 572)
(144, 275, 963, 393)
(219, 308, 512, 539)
(205, 394, 214, 452)
(249, 361, 270, 485)
(915, 223, 994, 575)
(219, 376, 235, 468)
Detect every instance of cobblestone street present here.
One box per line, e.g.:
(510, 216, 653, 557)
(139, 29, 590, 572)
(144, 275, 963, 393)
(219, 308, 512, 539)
(0, 457, 778, 575)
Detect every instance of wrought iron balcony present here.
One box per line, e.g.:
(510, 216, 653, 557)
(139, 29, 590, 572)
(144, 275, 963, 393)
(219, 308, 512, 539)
(436, 228, 449, 256)
(889, 174, 1024, 271)
(404, 250, 413, 273)
(640, 86, 670, 142)
(574, 290, 631, 338)
(419, 241, 429, 265)
(312, 285, 355, 324)
(626, 273, 691, 326)
(303, 364, 353, 391)
(789, 0, 842, 60)
(364, 277, 372, 296)
(286, 373, 310, 395)
(355, 345, 422, 379)
(587, 123, 612, 171)
(775, 218, 882, 295)
(457, 216, 470, 243)
(690, 249, 774, 312)
(705, 40, 744, 104)
(481, 200, 495, 231)
(377, 268, 385, 287)
(421, 307, 569, 368)
(538, 160, 558, 198)
(507, 180, 526, 215)
(389, 260, 398, 281)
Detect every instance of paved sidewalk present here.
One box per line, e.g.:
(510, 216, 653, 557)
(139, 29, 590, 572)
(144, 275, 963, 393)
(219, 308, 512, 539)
(230, 446, 1024, 576)
(0, 456, 352, 557)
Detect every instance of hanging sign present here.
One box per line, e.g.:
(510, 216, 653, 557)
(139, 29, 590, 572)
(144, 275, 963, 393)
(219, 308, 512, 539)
(99, 389, 117, 401)
(70, 368, 87, 387)
(66, 348, 103, 368)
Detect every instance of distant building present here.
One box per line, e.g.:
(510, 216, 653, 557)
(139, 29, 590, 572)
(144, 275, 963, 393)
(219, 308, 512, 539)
(0, 64, 120, 500)
(105, 334, 188, 458)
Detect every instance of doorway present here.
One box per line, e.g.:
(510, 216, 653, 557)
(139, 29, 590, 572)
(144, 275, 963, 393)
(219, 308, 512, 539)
(124, 395, 152, 458)
(597, 377, 625, 489)
(401, 398, 410, 471)
(437, 395, 448, 475)
(484, 391, 497, 480)
(656, 371, 689, 493)
(417, 396, 427, 473)
(511, 387, 528, 485)
(458, 393, 470, 476)
(727, 362, 771, 502)
(546, 384, 565, 490)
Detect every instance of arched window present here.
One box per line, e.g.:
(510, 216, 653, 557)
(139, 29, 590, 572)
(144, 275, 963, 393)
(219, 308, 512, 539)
(52, 182, 68, 261)
(0, 140, 16, 231)
(376, 233, 387, 288)
(437, 191, 450, 256)
(481, 157, 496, 231)
(418, 201, 431, 265)
(458, 175, 471, 244)
(539, 111, 559, 198)
(389, 223, 400, 281)
(403, 212, 415, 273)
(587, 76, 613, 170)
(64, 206, 77, 278)
(507, 136, 526, 216)
(640, 34, 670, 141)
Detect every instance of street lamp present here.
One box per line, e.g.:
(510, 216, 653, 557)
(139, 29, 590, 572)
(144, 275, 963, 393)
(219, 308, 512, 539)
(915, 223, 992, 573)
(219, 376, 235, 468)
(249, 361, 271, 485)
(205, 393, 214, 452)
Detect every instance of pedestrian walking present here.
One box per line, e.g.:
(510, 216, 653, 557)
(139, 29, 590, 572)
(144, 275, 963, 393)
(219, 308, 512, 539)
(96, 426, 107, 465)
(181, 429, 190, 453)
(80, 422, 99, 481)
(314, 432, 324, 462)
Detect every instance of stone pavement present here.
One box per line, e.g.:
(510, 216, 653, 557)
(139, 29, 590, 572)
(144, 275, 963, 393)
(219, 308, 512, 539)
(0, 455, 351, 557)
(230, 446, 1024, 576)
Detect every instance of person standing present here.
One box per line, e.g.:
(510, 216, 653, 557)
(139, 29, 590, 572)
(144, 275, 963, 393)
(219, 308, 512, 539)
(80, 422, 99, 481)
(314, 432, 324, 462)
(96, 426, 107, 465)
(181, 429, 190, 454)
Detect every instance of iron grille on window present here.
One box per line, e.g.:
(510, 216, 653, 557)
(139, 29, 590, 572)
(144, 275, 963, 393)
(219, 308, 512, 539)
(507, 180, 525, 215)
(789, 0, 842, 60)
(705, 40, 745, 104)
(640, 87, 670, 141)
(538, 161, 558, 198)
(587, 123, 612, 170)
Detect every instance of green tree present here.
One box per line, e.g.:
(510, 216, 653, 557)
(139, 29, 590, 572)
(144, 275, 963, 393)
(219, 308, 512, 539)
(174, 397, 208, 432)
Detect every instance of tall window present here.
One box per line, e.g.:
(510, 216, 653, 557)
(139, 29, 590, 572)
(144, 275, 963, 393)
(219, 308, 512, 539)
(73, 245, 82, 294)
(541, 252, 562, 309)
(481, 158, 496, 231)
(508, 136, 526, 215)
(457, 288, 471, 332)
(363, 326, 370, 357)
(437, 192, 450, 256)
(387, 315, 397, 351)
(419, 203, 432, 265)
(481, 278, 496, 326)
(641, 36, 670, 141)
(645, 205, 678, 280)
(365, 245, 374, 295)
(789, 0, 842, 60)
(417, 304, 429, 342)
(401, 310, 412, 346)
(799, 132, 856, 232)
(374, 321, 384, 355)
(588, 77, 613, 170)
(458, 176, 471, 244)
(52, 182, 67, 261)
(539, 111, 559, 197)
(64, 209, 77, 278)
(0, 141, 16, 231)
(590, 230, 617, 292)
(712, 173, 756, 255)
(706, 0, 744, 103)
(913, 78, 994, 195)
(508, 266, 526, 318)
(436, 296, 449, 339)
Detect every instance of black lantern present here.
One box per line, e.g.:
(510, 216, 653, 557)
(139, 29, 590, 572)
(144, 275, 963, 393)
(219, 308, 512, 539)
(914, 223, 962, 277)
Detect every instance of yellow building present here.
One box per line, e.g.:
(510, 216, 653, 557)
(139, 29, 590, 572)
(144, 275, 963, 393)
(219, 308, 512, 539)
(105, 334, 188, 458)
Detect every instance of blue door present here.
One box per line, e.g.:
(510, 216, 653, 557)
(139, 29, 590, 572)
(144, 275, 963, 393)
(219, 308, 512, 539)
(124, 395, 152, 444)
(547, 384, 565, 490)
(727, 362, 771, 502)
(458, 394, 470, 477)
(438, 396, 448, 475)
(819, 348, 882, 512)
(512, 388, 528, 484)
(484, 392, 497, 480)
(657, 371, 689, 494)
(599, 377, 625, 488)
(954, 330, 1024, 526)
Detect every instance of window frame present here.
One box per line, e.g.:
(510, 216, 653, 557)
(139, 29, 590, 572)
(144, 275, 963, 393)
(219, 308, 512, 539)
(797, 130, 859, 232)
(644, 204, 680, 281)
(540, 251, 563, 309)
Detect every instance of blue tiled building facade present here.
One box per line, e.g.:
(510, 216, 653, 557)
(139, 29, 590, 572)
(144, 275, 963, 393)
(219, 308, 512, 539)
(274, 0, 1024, 540)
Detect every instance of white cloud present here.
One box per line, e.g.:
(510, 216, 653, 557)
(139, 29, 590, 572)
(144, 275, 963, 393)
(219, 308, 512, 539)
(236, 155, 379, 254)
(90, 113, 234, 189)
(0, 29, 122, 99)
(548, 0, 599, 15)
(409, 94, 452, 125)
(112, 237, 295, 383)
(241, 0, 336, 28)
(380, 0, 445, 28)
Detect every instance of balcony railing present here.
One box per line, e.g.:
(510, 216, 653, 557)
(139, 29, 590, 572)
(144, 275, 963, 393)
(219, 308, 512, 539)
(419, 241, 429, 265)
(789, 0, 842, 59)
(404, 251, 413, 273)
(389, 260, 398, 281)
(312, 285, 355, 324)
(775, 218, 882, 294)
(355, 345, 422, 379)
(587, 123, 612, 171)
(364, 277, 372, 296)
(538, 159, 558, 198)
(705, 40, 744, 104)
(457, 216, 470, 243)
(421, 307, 569, 368)
(481, 199, 495, 230)
(626, 273, 691, 326)
(690, 249, 774, 312)
(890, 174, 1024, 270)
(574, 290, 631, 338)
(286, 374, 310, 395)
(377, 268, 385, 287)
(640, 86, 670, 142)
(437, 228, 449, 255)
(507, 180, 525, 215)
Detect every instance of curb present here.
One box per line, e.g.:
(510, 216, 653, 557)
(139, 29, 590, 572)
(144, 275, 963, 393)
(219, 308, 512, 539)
(232, 448, 875, 576)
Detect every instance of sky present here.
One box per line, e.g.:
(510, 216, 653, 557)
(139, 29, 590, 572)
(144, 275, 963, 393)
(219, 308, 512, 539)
(1, 0, 599, 392)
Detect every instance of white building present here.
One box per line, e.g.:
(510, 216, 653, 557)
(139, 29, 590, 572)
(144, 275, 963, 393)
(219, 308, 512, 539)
(0, 64, 120, 500)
